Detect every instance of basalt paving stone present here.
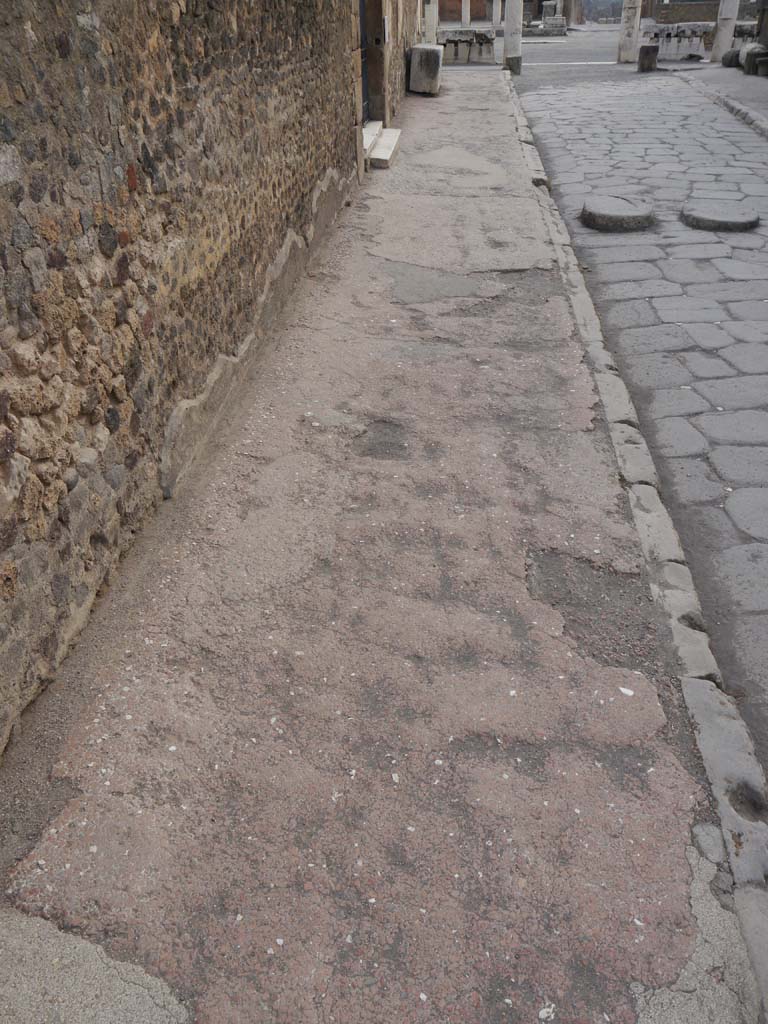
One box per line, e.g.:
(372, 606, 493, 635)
(715, 543, 768, 612)
(590, 262, 663, 284)
(729, 611, 768, 709)
(655, 260, 725, 285)
(694, 409, 768, 444)
(689, 281, 768, 302)
(597, 280, 683, 301)
(680, 323, 737, 350)
(710, 445, 768, 485)
(722, 321, 768, 342)
(584, 245, 666, 263)
(694, 375, 768, 411)
(722, 344, 768, 374)
(654, 416, 710, 457)
(648, 387, 712, 419)
(663, 243, 733, 260)
(729, 301, 768, 321)
(681, 352, 738, 379)
(665, 456, 726, 504)
(622, 351, 694, 389)
(576, 231, 670, 248)
(615, 323, 696, 354)
(726, 489, 768, 541)
(713, 258, 768, 280)
(729, 248, 768, 263)
(723, 234, 768, 249)
(652, 297, 729, 323)
(601, 300, 660, 329)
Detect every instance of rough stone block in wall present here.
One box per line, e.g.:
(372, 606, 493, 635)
(0, 0, 413, 754)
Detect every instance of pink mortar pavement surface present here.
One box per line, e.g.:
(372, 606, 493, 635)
(0, 72, 759, 1023)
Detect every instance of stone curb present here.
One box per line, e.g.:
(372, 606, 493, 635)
(676, 70, 768, 143)
(506, 89, 550, 187)
(503, 69, 768, 1017)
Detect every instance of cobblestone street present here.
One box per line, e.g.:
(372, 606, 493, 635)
(519, 50, 768, 771)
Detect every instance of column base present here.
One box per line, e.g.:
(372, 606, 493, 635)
(505, 55, 522, 74)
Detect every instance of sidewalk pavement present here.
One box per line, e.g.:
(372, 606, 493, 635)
(0, 71, 761, 1023)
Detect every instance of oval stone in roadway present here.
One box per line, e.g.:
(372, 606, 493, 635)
(580, 195, 655, 232)
(681, 200, 760, 232)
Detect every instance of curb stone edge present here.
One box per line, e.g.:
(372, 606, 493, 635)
(503, 69, 768, 1019)
(676, 69, 768, 143)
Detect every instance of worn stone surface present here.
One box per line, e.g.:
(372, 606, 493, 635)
(0, 69, 756, 1024)
(726, 489, 768, 540)
(0, 1, 417, 753)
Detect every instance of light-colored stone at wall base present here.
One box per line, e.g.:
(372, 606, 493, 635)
(0, 908, 188, 1024)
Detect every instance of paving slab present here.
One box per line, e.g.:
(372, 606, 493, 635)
(710, 446, 768, 485)
(714, 257, 768, 280)
(615, 323, 695, 354)
(728, 301, 768, 320)
(654, 416, 710, 457)
(655, 259, 725, 285)
(715, 544, 768, 611)
(666, 457, 725, 504)
(652, 297, 729, 324)
(694, 375, 768, 411)
(680, 322, 737, 350)
(694, 409, 768, 444)
(726, 489, 768, 540)
(648, 388, 712, 419)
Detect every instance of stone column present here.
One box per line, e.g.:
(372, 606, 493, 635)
(425, 0, 439, 42)
(462, 0, 471, 26)
(711, 0, 740, 61)
(617, 0, 642, 62)
(504, 0, 522, 72)
(493, 0, 503, 25)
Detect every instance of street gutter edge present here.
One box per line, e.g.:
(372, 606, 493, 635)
(502, 69, 768, 1017)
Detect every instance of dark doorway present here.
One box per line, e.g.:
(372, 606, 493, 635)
(360, 0, 371, 123)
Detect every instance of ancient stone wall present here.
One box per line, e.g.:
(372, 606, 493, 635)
(0, 0, 415, 753)
(388, 0, 423, 120)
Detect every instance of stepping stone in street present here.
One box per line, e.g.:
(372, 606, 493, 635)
(681, 200, 760, 232)
(580, 195, 655, 233)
